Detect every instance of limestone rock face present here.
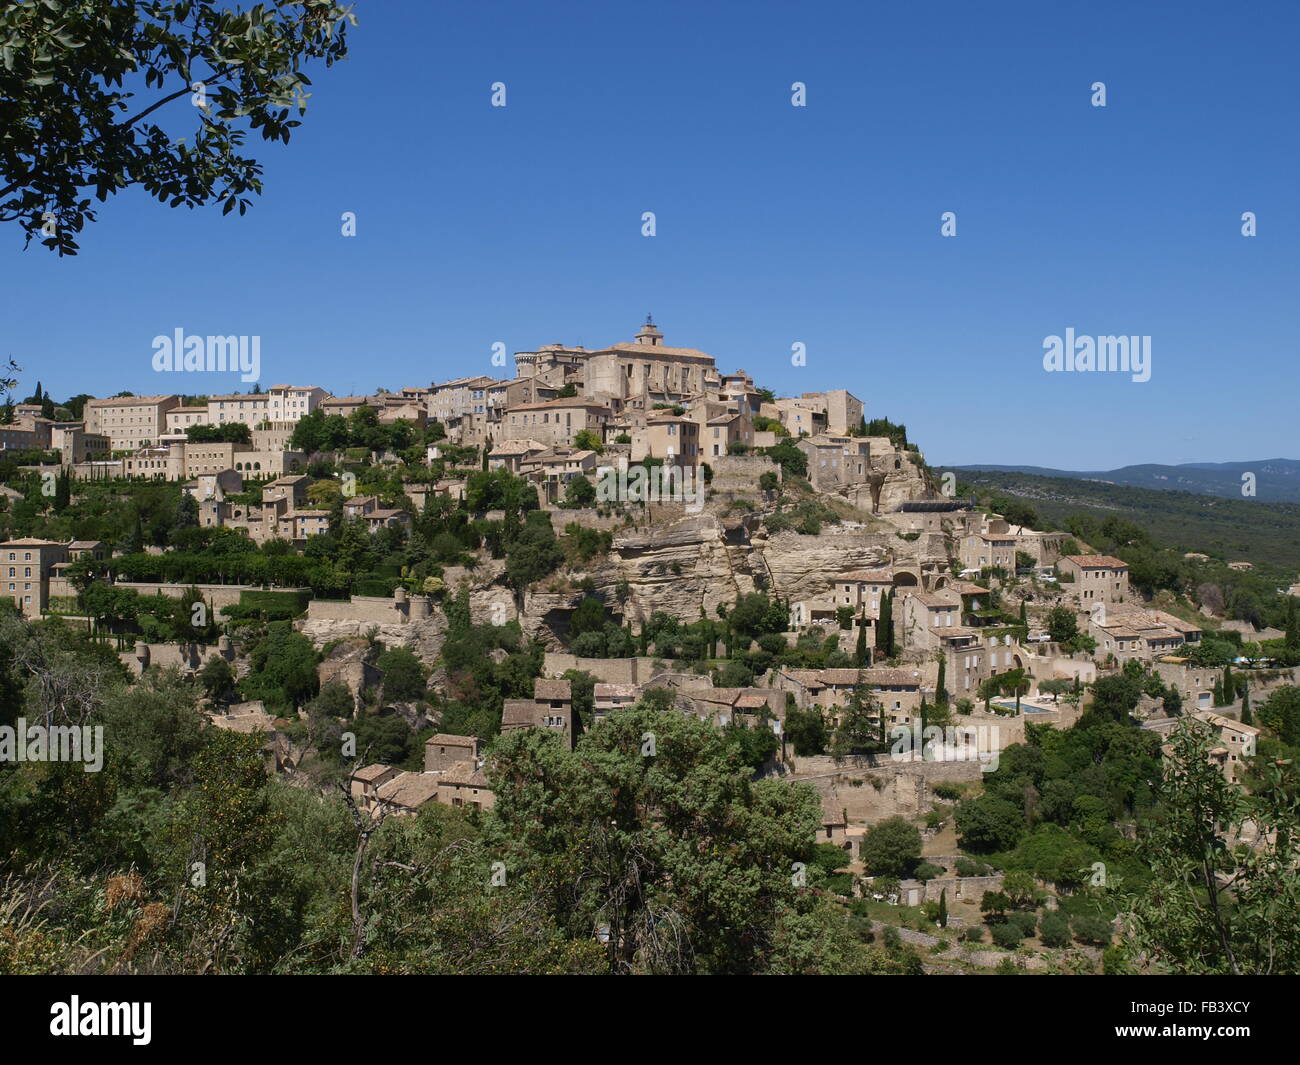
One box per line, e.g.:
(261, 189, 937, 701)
(299, 612, 449, 669)
(606, 513, 742, 629)
(756, 528, 891, 603)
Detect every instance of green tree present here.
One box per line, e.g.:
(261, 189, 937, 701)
(376, 646, 426, 703)
(241, 624, 319, 710)
(1046, 605, 1079, 645)
(572, 428, 603, 454)
(875, 592, 893, 657)
(858, 816, 922, 877)
(1, 1, 355, 255)
(198, 653, 237, 704)
(504, 513, 563, 593)
(1039, 911, 1071, 948)
(1123, 719, 1300, 973)
(830, 687, 882, 758)
(564, 475, 596, 508)
(955, 794, 1025, 853)
(784, 704, 828, 757)
(486, 708, 825, 974)
(1087, 674, 1142, 723)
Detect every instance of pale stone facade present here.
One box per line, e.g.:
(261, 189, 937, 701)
(84, 394, 179, 450)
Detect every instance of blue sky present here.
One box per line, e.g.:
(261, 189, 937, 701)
(4, 0, 1298, 468)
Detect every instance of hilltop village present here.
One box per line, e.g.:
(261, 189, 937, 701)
(1, 318, 1296, 974)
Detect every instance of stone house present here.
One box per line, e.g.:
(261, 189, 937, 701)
(0, 537, 69, 615)
(503, 398, 610, 448)
(501, 678, 574, 746)
(631, 413, 701, 466)
(1058, 554, 1129, 605)
(795, 434, 870, 490)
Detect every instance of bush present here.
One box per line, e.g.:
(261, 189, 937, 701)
(955, 857, 991, 878)
(913, 861, 943, 881)
(376, 646, 427, 703)
(1039, 911, 1071, 948)
(860, 817, 922, 877)
(1007, 910, 1038, 938)
(962, 925, 984, 943)
(990, 922, 1023, 950)
(1071, 914, 1113, 946)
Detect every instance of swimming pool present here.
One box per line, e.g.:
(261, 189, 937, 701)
(992, 699, 1054, 714)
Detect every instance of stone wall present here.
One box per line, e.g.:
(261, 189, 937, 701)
(306, 595, 408, 626)
(543, 508, 631, 532)
(298, 595, 446, 664)
(117, 581, 306, 610)
(541, 654, 664, 684)
(707, 455, 779, 493)
(119, 638, 234, 678)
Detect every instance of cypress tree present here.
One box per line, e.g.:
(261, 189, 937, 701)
(936, 655, 948, 707)
(875, 592, 889, 653)
(937, 888, 948, 928)
(1240, 685, 1252, 725)
(1222, 664, 1235, 704)
(855, 618, 867, 667)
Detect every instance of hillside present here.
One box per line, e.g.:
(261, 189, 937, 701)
(954, 468, 1300, 571)
(954, 459, 1300, 503)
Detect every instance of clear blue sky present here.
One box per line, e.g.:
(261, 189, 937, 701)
(4, 0, 1297, 468)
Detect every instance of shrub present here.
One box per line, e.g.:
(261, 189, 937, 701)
(860, 817, 922, 877)
(1007, 910, 1038, 938)
(1039, 911, 1071, 948)
(376, 646, 427, 703)
(1071, 914, 1113, 946)
(990, 922, 1023, 950)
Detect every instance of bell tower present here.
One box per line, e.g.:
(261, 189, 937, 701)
(634, 314, 663, 347)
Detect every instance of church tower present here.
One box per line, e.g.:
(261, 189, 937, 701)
(634, 314, 663, 347)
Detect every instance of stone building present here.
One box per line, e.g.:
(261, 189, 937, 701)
(630, 413, 701, 465)
(500, 678, 574, 747)
(84, 394, 179, 450)
(796, 434, 870, 491)
(502, 398, 610, 448)
(1058, 554, 1130, 605)
(0, 537, 69, 615)
(514, 317, 717, 405)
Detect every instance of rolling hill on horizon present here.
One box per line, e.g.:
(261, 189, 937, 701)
(951, 459, 1300, 503)
(946, 468, 1300, 571)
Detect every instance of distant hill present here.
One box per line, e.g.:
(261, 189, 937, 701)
(953, 459, 1300, 503)
(947, 469, 1300, 571)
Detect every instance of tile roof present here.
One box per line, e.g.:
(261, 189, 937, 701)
(534, 678, 572, 700)
(376, 772, 442, 809)
(1062, 554, 1128, 568)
